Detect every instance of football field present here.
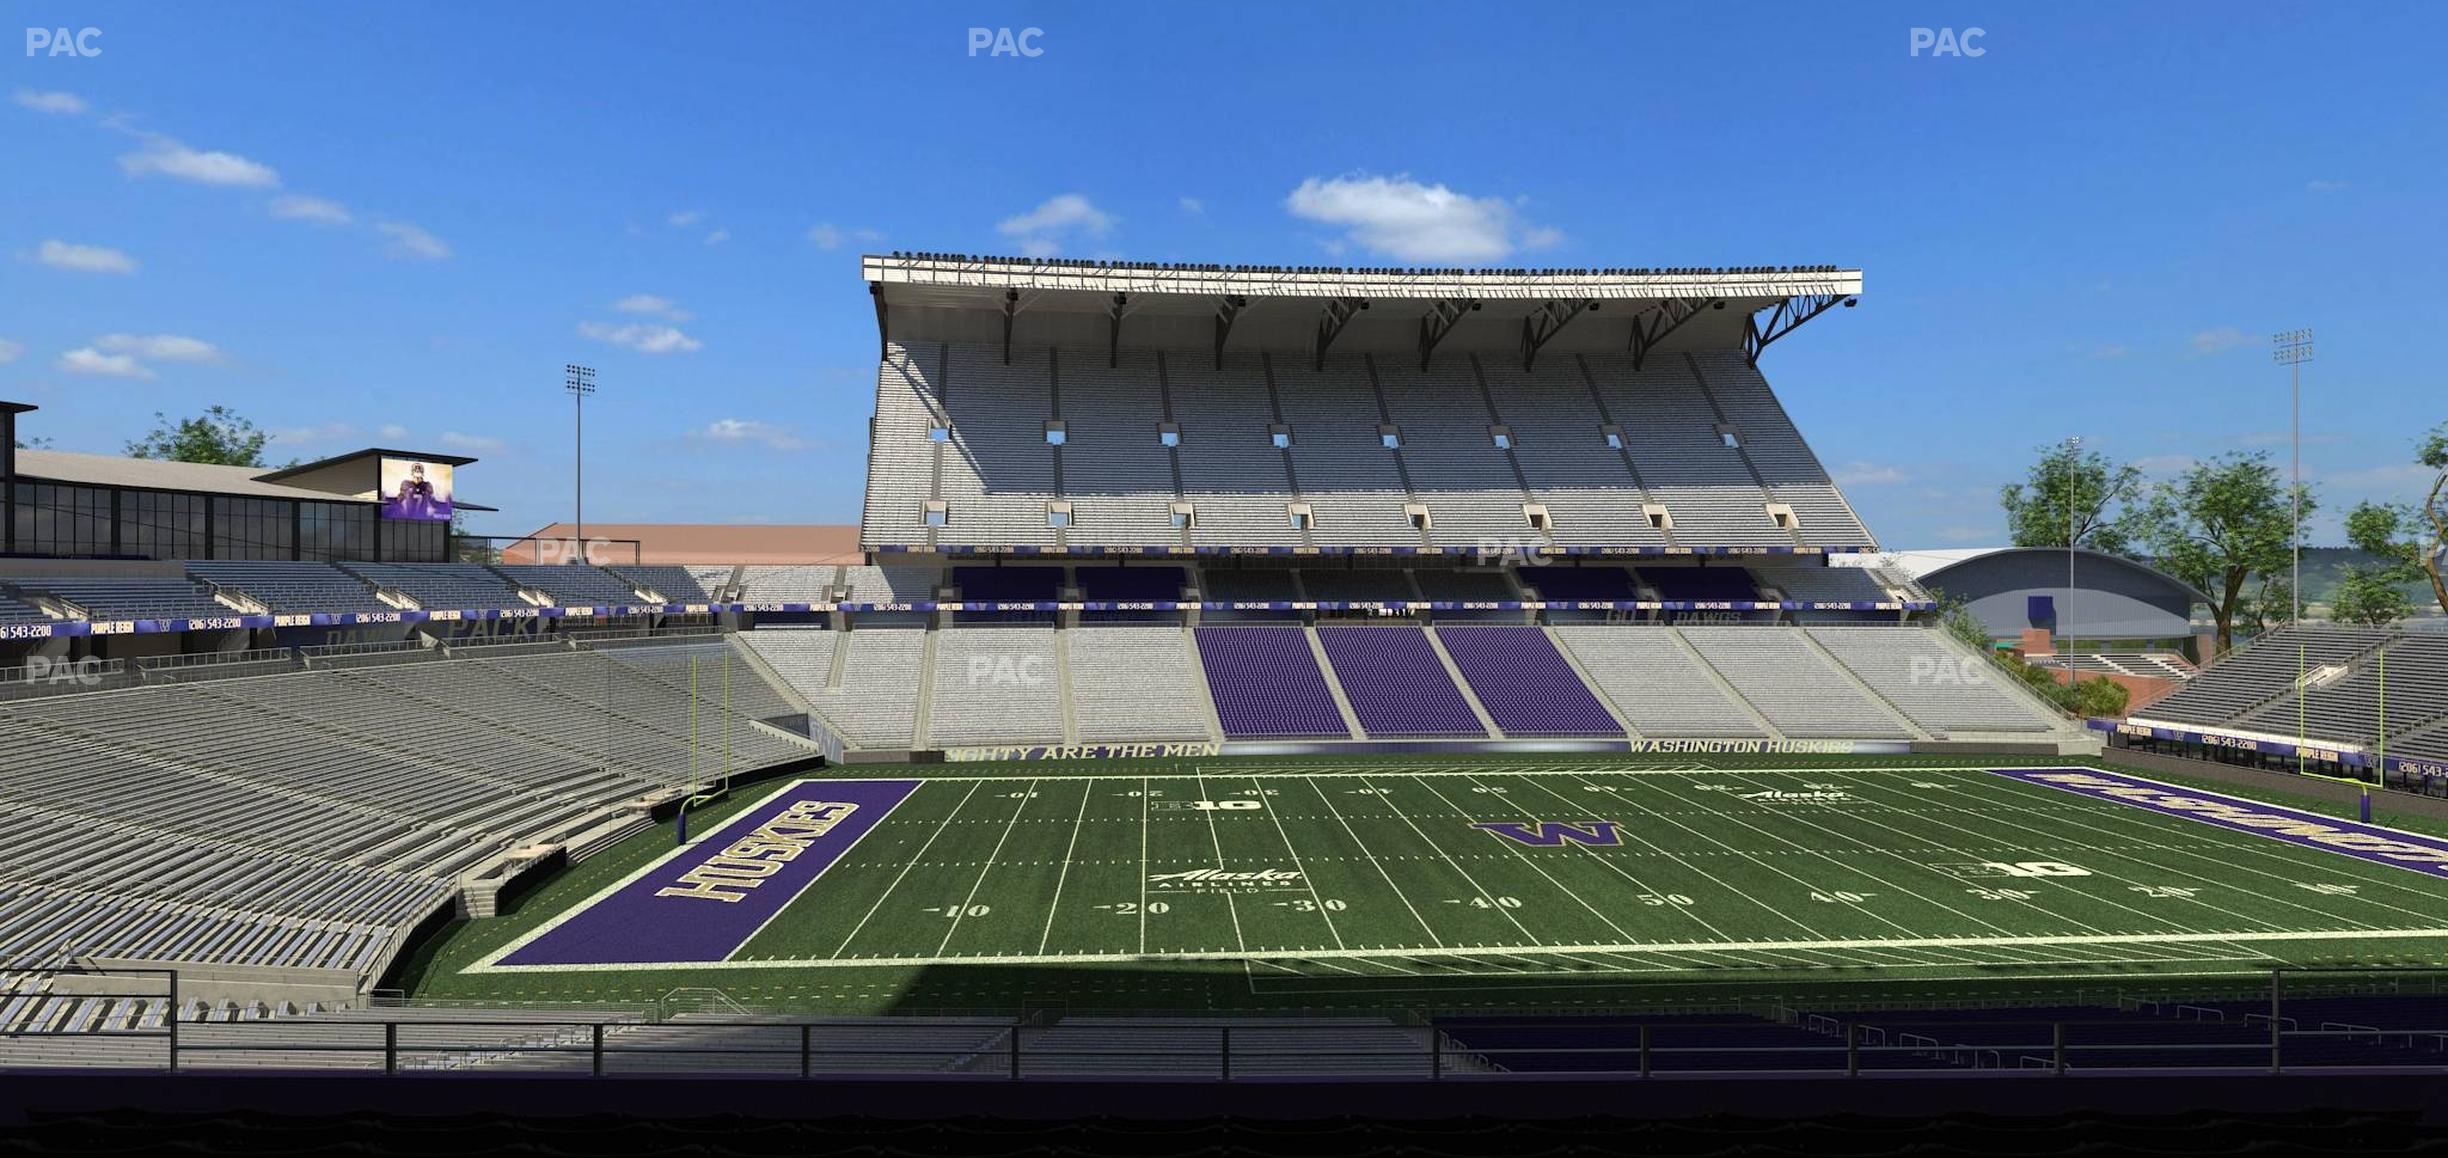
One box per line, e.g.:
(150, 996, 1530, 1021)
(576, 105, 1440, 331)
(449, 761, 2448, 1008)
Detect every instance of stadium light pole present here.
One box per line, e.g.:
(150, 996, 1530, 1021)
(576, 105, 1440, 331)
(2272, 330, 2311, 774)
(565, 364, 596, 562)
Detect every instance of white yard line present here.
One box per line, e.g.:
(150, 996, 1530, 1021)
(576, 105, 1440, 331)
(469, 921, 2429, 974)
(1302, 777, 1446, 948)
(1938, 773, 2438, 925)
(826, 780, 985, 959)
(1035, 779, 1097, 955)
(1403, 775, 1648, 945)
(1739, 771, 2223, 939)
(1453, 772, 1737, 942)
(1189, 767, 1249, 953)
(934, 778, 1040, 955)
(1356, 774, 1544, 944)
(1249, 776, 1347, 950)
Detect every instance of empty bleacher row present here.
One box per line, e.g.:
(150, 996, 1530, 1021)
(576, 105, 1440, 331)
(862, 339, 1878, 551)
(2134, 626, 2448, 763)
(0, 640, 820, 987)
(747, 622, 2068, 751)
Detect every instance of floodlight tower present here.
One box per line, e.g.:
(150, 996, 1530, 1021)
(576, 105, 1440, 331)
(2271, 329, 2312, 774)
(2066, 435, 2082, 689)
(565, 364, 596, 560)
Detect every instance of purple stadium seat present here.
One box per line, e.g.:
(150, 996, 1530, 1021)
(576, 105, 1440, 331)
(1193, 626, 1350, 738)
(1436, 626, 1622, 737)
(1315, 626, 1487, 738)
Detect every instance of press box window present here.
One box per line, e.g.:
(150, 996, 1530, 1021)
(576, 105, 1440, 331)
(1490, 425, 1514, 450)
(923, 501, 950, 528)
(1522, 504, 1551, 531)
(1716, 424, 1743, 449)
(1405, 503, 1432, 530)
(1766, 503, 1798, 530)
(1379, 424, 1402, 450)
(1287, 503, 1313, 530)
(1642, 503, 1673, 531)
(1170, 502, 1196, 529)
(1270, 424, 1293, 449)
(1602, 424, 1625, 450)
(1047, 501, 1073, 528)
(1159, 422, 1181, 448)
(1043, 420, 1067, 446)
(927, 423, 951, 443)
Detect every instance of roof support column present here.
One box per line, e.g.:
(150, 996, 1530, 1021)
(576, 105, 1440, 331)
(1520, 299, 1599, 371)
(1744, 292, 1856, 363)
(1312, 297, 1369, 371)
(1417, 298, 1481, 371)
(869, 283, 889, 361)
(1213, 295, 1248, 369)
(1107, 293, 1130, 369)
(1628, 297, 1722, 370)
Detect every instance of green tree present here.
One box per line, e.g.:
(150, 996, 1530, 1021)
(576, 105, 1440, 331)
(2138, 451, 2312, 654)
(2415, 422, 2448, 615)
(11, 435, 52, 450)
(125, 406, 275, 467)
(2330, 501, 2422, 626)
(1999, 441, 2146, 555)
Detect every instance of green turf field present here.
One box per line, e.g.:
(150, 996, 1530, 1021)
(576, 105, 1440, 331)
(396, 756, 2448, 1015)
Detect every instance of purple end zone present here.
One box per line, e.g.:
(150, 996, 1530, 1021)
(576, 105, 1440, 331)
(500, 779, 920, 966)
(1989, 767, 2448, 879)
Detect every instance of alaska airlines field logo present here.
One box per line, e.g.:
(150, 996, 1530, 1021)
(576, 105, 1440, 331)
(1146, 868, 1305, 892)
(1738, 789, 1854, 804)
(1470, 821, 1624, 847)
(654, 799, 861, 903)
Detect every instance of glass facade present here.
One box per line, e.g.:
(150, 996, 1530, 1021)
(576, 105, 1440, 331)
(6, 480, 445, 562)
(212, 496, 295, 560)
(11, 482, 113, 556)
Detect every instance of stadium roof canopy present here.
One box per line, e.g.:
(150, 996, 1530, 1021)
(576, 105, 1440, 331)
(865, 252, 1862, 369)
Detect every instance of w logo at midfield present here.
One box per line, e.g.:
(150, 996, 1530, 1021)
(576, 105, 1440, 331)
(1469, 820, 1624, 847)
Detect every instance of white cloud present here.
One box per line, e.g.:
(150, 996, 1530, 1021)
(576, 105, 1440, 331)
(2189, 326, 2253, 356)
(997, 193, 1115, 256)
(1284, 173, 1560, 263)
(0, 338, 22, 364)
(702, 228, 730, 246)
(1178, 197, 1206, 217)
(117, 135, 281, 188)
(375, 221, 452, 261)
(439, 431, 505, 453)
(270, 194, 353, 225)
(578, 320, 702, 354)
(12, 89, 87, 115)
(57, 348, 155, 379)
(2132, 454, 2199, 475)
(2307, 179, 2349, 193)
(805, 223, 885, 251)
(1834, 461, 1910, 487)
(377, 423, 411, 440)
(268, 422, 360, 446)
(695, 418, 807, 451)
(94, 333, 222, 363)
(667, 210, 706, 228)
(30, 239, 137, 274)
(611, 294, 691, 321)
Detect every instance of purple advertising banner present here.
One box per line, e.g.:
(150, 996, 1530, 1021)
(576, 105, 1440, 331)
(499, 779, 920, 966)
(1988, 767, 2448, 879)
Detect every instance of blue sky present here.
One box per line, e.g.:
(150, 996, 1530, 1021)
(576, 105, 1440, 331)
(3, 2, 2442, 548)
